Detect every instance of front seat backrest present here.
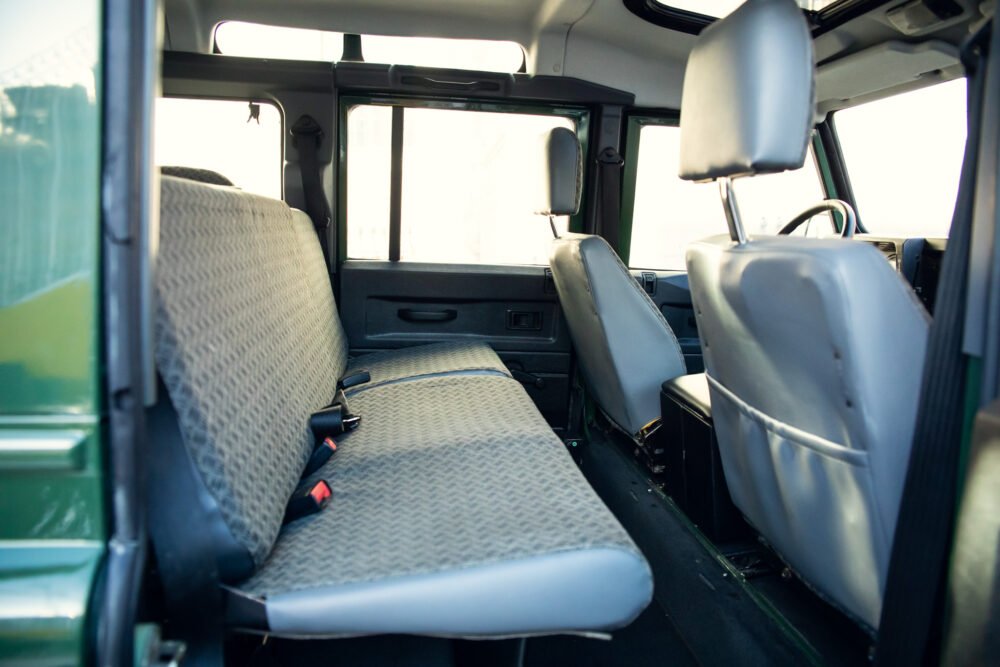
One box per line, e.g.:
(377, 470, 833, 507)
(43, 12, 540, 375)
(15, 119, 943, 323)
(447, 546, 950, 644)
(542, 128, 687, 438)
(679, 0, 930, 631)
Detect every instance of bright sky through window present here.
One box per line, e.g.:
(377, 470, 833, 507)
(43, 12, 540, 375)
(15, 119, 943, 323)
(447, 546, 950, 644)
(653, 0, 840, 18)
(836, 78, 967, 238)
(215, 22, 524, 73)
(154, 97, 282, 200)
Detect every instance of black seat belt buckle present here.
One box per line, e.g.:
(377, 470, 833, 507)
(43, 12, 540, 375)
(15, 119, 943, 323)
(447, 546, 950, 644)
(338, 370, 371, 392)
(331, 387, 361, 431)
(309, 403, 360, 440)
(303, 437, 338, 477)
(283, 480, 332, 525)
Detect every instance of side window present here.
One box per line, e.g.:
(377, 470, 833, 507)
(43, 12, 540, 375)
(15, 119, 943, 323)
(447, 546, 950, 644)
(625, 122, 828, 271)
(154, 97, 282, 199)
(834, 78, 966, 238)
(345, 103, 577, 266)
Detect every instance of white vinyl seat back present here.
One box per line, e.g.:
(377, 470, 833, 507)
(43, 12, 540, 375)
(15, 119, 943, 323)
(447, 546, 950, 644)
(550, 234, 687, 435)
(687, 236, 929, 629)
(678, 0, 930, 631)
(538, 128, 687, 437)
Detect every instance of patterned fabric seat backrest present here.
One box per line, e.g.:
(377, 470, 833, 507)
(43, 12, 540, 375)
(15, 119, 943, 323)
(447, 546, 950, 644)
(154, 175, 349, 571)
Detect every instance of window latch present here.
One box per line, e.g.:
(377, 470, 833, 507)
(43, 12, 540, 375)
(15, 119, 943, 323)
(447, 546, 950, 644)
(638, 272, 657, 296)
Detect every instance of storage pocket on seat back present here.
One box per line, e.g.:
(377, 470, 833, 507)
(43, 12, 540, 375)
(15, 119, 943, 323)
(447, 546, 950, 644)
(707, 375, 887, 630)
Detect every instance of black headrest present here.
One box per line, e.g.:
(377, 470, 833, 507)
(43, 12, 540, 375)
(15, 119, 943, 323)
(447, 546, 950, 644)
(160, 166, 235, 187)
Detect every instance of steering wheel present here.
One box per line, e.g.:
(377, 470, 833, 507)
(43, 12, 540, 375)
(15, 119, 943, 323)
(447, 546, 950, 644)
(778, 199, 857, 238)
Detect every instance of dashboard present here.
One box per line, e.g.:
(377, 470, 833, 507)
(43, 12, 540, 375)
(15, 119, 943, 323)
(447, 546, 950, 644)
(858, 235, 948, 316)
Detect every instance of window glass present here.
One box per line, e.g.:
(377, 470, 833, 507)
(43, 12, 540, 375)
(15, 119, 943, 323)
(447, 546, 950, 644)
(346, 105, 392, 260)
(215, 22, 524, 73)
(627, 124, 827, 270)
(835, 78, 966, 238)
(215, 22, 345, 62)
(346, 104, 574, 265)
(155, 97, 282, 199)
(652, 0, 838, 18)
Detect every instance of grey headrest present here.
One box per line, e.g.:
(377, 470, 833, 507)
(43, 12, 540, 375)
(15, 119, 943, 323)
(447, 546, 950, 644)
(537, 127, 582, 217)
(160, 166, 235, 187)
(678, 0, 815, 182)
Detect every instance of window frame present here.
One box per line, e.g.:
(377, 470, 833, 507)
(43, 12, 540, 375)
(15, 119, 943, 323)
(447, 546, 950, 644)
(155, 94, 286, 199)
(213, 22, 528, 73)
(619, 112, 839, 269)
(337, 95, 590, 266)
(621, 0, 898, 38)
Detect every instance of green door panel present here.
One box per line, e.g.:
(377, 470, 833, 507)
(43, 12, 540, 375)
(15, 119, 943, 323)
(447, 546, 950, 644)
(0, 545, 103, 667)
(0, 1, 107, 665)
(0, 422, 105, 541)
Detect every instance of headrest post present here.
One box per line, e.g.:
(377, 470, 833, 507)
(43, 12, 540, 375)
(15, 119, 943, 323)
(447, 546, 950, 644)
(719, 178, 748, 245)
(548, 214, 560, 239)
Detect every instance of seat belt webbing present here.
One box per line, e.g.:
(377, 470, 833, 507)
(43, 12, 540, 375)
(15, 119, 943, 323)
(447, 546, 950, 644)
(597, 147, 624, 252)
(146, 389, 226, 663)
(875, 22, 991, 665)
(291, 115, 333, 269)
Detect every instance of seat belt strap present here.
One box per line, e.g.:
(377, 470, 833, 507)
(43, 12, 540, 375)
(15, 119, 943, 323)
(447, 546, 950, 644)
(875, 22, 991, 665)
(146, 384, 226, 663)
(291, 115, 333, 269)
(597, 147, 624, 252)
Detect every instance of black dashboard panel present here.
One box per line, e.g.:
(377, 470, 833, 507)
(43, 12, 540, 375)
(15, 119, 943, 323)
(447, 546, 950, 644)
(857, 236, 948, 315)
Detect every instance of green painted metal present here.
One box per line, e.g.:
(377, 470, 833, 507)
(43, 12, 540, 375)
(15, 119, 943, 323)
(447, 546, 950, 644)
(0, 545, 103, 667)
(0, 429, 87, 472)
(810, 132, 846, 231)
(0, 0, 107, 664)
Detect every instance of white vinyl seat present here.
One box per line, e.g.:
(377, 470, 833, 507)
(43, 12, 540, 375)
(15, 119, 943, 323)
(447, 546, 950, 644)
(540, 128, 687, 440)
(678, 0, 929, 631)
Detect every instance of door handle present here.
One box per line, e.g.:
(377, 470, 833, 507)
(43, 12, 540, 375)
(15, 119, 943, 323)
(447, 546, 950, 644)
(510, 368, 546, 389)
(397, 308, 457, 323)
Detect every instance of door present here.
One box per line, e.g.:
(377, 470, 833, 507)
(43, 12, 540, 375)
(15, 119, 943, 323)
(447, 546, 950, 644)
(0, 1, 107, 663)
(337, 99, 591, 429)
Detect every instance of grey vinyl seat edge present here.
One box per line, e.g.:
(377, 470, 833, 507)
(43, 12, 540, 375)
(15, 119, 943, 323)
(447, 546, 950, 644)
(235, 374, 651, 637)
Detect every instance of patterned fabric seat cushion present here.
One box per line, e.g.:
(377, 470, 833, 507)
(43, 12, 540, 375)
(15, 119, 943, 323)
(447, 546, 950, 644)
(156, 177, 345, 567)
(236, 375, 652, 637)
(345, 341, 511, 394)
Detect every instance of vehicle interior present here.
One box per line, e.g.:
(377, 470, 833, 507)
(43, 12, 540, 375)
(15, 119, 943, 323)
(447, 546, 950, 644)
(91, 0, 1000, 663)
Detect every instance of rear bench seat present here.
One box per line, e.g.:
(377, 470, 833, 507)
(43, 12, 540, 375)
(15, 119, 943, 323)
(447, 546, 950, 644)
(150, 171, 653, 638)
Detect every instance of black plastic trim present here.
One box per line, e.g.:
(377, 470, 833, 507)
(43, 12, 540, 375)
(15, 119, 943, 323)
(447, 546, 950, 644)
(334, 62, 633, 106)
(623, 0, 896, 38)
(162, 51, 334, 93)
(224, 589, 270, 631)
(164, 53, 631, 107)
(388, 106, 403, 261)
(622, 0, 712, 35)
(812, 0, 895, 36)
